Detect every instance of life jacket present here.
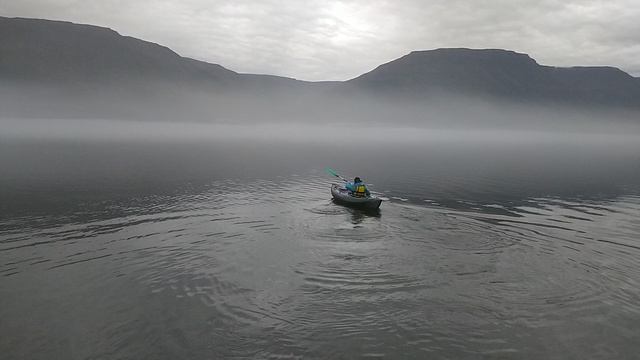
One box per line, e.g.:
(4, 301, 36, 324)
(353, 184, 367, 197)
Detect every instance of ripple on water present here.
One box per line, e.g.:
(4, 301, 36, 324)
(2, 176, 640, 359)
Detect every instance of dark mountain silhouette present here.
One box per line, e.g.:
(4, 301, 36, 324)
(0, 16, 317, 91)
(0, 16, 328, 119)
(1, 16, 639, 121)
(348, 48, 640, 107)
(0, 17, 238, 85)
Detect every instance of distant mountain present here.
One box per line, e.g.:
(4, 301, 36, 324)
(0, 16, 328, 119)
(349, 48, 640, 107)
(0, 17, 237, 85)
(1, 16, 639, 121)
(0, 16, 312, 90)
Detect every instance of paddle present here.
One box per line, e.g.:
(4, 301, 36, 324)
(326, 167, 375, 187)
(325, 167, 349, 183)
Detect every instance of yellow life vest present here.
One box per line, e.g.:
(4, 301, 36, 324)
(354, 184, 367, 197)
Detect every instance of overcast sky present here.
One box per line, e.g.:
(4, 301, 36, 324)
(1, 0, 639, 81)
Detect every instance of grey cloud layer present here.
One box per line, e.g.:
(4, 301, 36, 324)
(1, 0, 638, 80)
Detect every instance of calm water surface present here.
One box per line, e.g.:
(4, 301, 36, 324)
(1, 133, 640, 359)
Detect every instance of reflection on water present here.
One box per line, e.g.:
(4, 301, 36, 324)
(1, 137, 640, 359)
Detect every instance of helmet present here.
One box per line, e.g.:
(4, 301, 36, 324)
(354, 177, 362, 183)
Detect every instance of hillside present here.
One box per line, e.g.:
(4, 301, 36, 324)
(1, 16, 639, 121)
(349, 48, 640, 107)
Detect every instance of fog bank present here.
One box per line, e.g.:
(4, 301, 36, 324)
(3, 118, 640, 147)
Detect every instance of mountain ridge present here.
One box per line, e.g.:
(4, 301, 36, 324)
(1, 16, 639, 121)
(348, 48, 640, 106)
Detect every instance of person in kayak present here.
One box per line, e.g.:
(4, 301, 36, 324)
(345, 177, 370, 197)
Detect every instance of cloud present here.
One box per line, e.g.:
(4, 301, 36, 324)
(1, 0, 639, 80)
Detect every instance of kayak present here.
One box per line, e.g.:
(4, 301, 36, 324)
(331, 184, 383, 210)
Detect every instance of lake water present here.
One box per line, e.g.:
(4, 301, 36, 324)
(2, 126, 640, 359)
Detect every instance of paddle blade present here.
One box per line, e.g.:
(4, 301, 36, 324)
(325, 167, 348, 182)
(325, 167, 339, 177)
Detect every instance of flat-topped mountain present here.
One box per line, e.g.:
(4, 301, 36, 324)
(349, 48, 640, 106)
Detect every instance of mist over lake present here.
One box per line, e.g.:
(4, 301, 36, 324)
(2, 120, 640, 359)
